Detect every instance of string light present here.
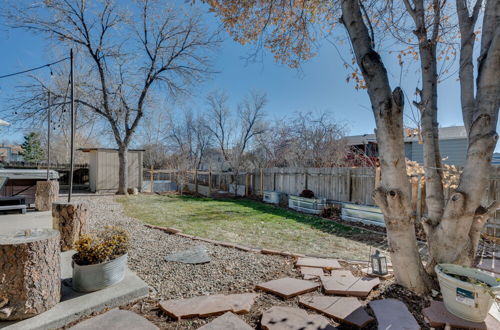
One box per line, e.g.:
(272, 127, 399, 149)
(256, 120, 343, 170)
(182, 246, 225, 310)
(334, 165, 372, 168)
(0, 57, 69, 79)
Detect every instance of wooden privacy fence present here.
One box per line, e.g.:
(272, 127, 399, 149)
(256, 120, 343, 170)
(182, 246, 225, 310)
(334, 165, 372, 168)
(145, 166, 500, 235)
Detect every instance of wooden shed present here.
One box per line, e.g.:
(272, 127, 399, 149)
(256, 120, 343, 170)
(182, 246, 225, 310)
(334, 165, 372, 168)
(79, 148, 144, 193)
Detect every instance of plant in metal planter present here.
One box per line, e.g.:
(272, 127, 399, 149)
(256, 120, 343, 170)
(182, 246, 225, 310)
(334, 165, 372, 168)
(289, 190, 326, 215)
(435, 264, 500, 322)
(72, 226, 129, 292)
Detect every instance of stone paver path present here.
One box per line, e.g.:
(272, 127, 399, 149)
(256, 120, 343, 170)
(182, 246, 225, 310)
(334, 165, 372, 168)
(296, 257, 342, 270)
(69, 309, 158, 330)
(261, 306, 336, 330)
(164, 245, 211, 264)
(159, 293, 258, 320)
(299, 296, 373, 327)
(197, 312, 253, 330)
(423, 300, 500, 329)
(255, 277, 320, 299)
(369, 299, 419, 330)
(300, 266, 325, 280)
(321, 270, 380, 297)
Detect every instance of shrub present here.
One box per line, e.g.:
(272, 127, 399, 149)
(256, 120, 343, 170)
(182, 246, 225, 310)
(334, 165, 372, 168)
(299, 189, 315, 198)
(320, 205, 341, 218)
(73, 226, 129, 265)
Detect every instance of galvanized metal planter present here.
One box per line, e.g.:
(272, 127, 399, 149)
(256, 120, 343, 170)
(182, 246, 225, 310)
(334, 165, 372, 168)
(263, 191, 281, 205)
(288, 195, 326, 214)
(435, 263, 500, 322)
(72, 253, 128, 292)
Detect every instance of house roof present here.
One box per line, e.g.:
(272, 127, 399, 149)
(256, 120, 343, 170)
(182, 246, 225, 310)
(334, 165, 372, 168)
(345, 126, 467, 145)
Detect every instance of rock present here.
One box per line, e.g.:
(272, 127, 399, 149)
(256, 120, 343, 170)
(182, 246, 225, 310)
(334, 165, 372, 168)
(320, 270, 380, 297)
(295, 257, 342, 270)
(197, 312, 253, 330)
(165, 245, 210, 264)
(158, 293, 258, 320)
(255, 277, 320, 299)
(369, 299, 419, 330)
(261, 306, 336, 330)
(299, 295, 373, 328)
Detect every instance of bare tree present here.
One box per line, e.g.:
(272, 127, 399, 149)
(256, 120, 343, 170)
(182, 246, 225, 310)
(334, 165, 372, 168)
(204, 0, 500, 293)
(4, 0, 220, 194)
(206, 89, 267, 193)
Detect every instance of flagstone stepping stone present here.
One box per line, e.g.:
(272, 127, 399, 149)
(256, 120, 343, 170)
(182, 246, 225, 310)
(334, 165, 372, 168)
(321, 270, 380, 297)
(296, 257, 342, 270)
(164, 245, 210, 264)
(300, 266, 325, 280)
(369, 299, 419, 330)
(261, 306, 337, 330)
(299, 295, 374, 328)
(422, 300, 500, 329)
(158, 293, 258, 320)
(70, 309, 158, 330)
(255, 277, 320, 299)
(197, 312, 253, 330)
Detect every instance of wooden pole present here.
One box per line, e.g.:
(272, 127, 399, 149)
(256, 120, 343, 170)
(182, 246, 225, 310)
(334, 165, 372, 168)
(208, 168, 212, 197)
(195, 168, 198, 194)
(260, 168, 264, 196)
(375, 166, 381, 187)
(68, 48, 75, 203)
(416, 175, 422, 221)
(46, 91, 51, 181)
(245, 173, 250, 196)
(150, 165, 154, 193)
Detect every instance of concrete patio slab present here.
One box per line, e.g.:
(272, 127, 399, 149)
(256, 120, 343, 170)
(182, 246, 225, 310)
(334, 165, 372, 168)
(0, 211, 51, 234)
(69, 309, 158, 330)
(299, 295, 374, 328)
(295, 257, 342, 270)
(256, 277, 320, 299)
(159, 293, 258, 320)
(261, 306, 336, 330)
(0, 251, 149, 330)
(197, 312, 253, 330)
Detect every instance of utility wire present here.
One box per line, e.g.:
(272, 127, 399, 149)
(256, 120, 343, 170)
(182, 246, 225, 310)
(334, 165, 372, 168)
(0, 57, 69, 79)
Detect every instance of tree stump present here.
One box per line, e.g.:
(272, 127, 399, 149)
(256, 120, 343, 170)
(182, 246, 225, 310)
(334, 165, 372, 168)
(52, 202, 88, 251)
(35, 181, 60, 211)
(0, 229, 61, 320)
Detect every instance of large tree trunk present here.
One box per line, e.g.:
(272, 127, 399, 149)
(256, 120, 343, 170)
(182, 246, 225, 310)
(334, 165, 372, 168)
(424, 0, 500, 268)
(117, 145, 129, 195)
(35, 180, 60, 211)
(0, 229, 61, 320)
(341, 0, 430, 293)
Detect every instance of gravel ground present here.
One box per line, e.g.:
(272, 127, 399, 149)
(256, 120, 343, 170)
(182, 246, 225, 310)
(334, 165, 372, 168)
(72, 195, 430, 329)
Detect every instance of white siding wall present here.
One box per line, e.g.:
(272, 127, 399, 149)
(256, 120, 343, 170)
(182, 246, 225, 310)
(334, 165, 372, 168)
(409, 138, 468, 165)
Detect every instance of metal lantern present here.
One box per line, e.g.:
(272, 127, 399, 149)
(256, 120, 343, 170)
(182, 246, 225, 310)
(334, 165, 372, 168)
(371, 250, 388, 275)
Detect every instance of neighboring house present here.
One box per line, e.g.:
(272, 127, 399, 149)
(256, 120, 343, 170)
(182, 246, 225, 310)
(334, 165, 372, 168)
(345, 126, 468, 166)
(0, 145, 24, 162)
(492, 153, 500, 165)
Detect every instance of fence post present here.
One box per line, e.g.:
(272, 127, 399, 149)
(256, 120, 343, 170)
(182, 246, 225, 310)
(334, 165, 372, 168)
(375, 166, 381, 187)
(208, 168, 212, 197)
(195, 168, 198, 194)
(260, 168, 264, 196)
(416, 175, 423, 221)
(273, 171, 276, 191)
(150, 165, 154, 193)
(245, 173, 250, 196)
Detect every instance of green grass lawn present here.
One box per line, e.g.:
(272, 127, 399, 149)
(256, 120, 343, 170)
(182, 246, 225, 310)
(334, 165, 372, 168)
(117, 194, 387, 260)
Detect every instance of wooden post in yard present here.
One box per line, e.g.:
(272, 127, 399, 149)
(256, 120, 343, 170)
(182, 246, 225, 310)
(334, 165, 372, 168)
(245, 173, 250, 196)
(416, 175, 422, 221)
(375, 166, 381, 187)
(195, 168, 198, 194)
(208, 168, 212, 197)
(150, 165, 154, 193)
(260, 168, 264, 196)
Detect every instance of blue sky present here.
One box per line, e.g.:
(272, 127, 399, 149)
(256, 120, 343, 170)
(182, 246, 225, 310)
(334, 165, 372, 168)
(0, 1, 469, 145)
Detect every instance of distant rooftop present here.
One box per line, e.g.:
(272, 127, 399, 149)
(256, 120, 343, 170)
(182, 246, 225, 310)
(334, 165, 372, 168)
(345, 126, 467, 145)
